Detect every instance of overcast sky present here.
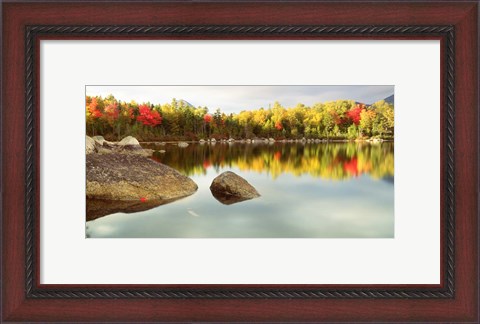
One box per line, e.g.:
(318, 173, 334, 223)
(86, 85, 394, 114)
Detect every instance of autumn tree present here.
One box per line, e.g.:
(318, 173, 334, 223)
(347, 104, 364, 125)
(359, 109, 377, 136)
(85, 94, 393, 141)
(86, 97, 102, 135)
(137, 104, 162, 127)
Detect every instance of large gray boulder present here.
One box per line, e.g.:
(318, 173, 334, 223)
(86, 153, 198, 201)
(92, 135, 105, 146)
(210, 171, 260, 205)
(117, 136, 142, 150)
(90, 136, 154, 156)
(86, 136, 97, 154)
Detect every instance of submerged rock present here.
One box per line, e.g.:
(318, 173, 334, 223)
(210, 171, 260, 205)
(86, 153, 198, 201)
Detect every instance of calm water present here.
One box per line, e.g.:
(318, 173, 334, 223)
(86, 142, 394, 238)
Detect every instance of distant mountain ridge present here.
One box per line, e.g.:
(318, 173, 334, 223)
(177, 99, 195, 108)
(383, 94, 394, 105)
(179, 95, 394, 111)
(358, 94, 394, 107)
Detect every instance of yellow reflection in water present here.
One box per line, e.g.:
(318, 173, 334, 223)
(151, 142, 394, 181)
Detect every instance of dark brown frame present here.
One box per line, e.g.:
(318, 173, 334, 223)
(2, 1, 478, 322)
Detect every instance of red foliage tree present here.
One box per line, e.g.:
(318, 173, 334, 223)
(103, 102, 119, 125)
(275, 121, 283, 130)
(347, 104, 364, 125)
(88, 97, 102, 119)
(336, 117, 349, 125)
(203, 114, 212, 123)
(332, 112, 344, 125)
(137, 104, 162, 127)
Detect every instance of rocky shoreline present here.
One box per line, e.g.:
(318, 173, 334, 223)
(85, 134, 388, 217)
(139, 137, 392, 146)
(86, 135, 261, 214)
(86, 135, 198, 201)
(87, 135, 156, 156)
(86, 153, 198, 201)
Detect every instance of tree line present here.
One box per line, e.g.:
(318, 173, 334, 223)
(86, 94, 394, 141)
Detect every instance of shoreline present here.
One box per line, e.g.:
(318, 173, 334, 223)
(138, 138, 394, 145)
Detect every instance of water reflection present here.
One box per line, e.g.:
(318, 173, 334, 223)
(148, 142, 394, 181)
(86, 142, 394, 238)
(86, 197, 183, 221)
(210, 190, 254, 205)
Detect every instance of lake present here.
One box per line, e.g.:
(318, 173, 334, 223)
(86, 141, 394, 238)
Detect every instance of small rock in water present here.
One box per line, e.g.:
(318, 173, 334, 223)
(210, 171, 260, 205)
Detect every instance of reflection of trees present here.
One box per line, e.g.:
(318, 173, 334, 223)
(150, 142, 394, 181)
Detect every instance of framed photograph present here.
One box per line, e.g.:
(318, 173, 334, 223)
(2, 1, 478, 322)
(84, 84, 395, 239)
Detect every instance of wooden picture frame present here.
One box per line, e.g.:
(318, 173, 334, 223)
(2, 1, 478, 322)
